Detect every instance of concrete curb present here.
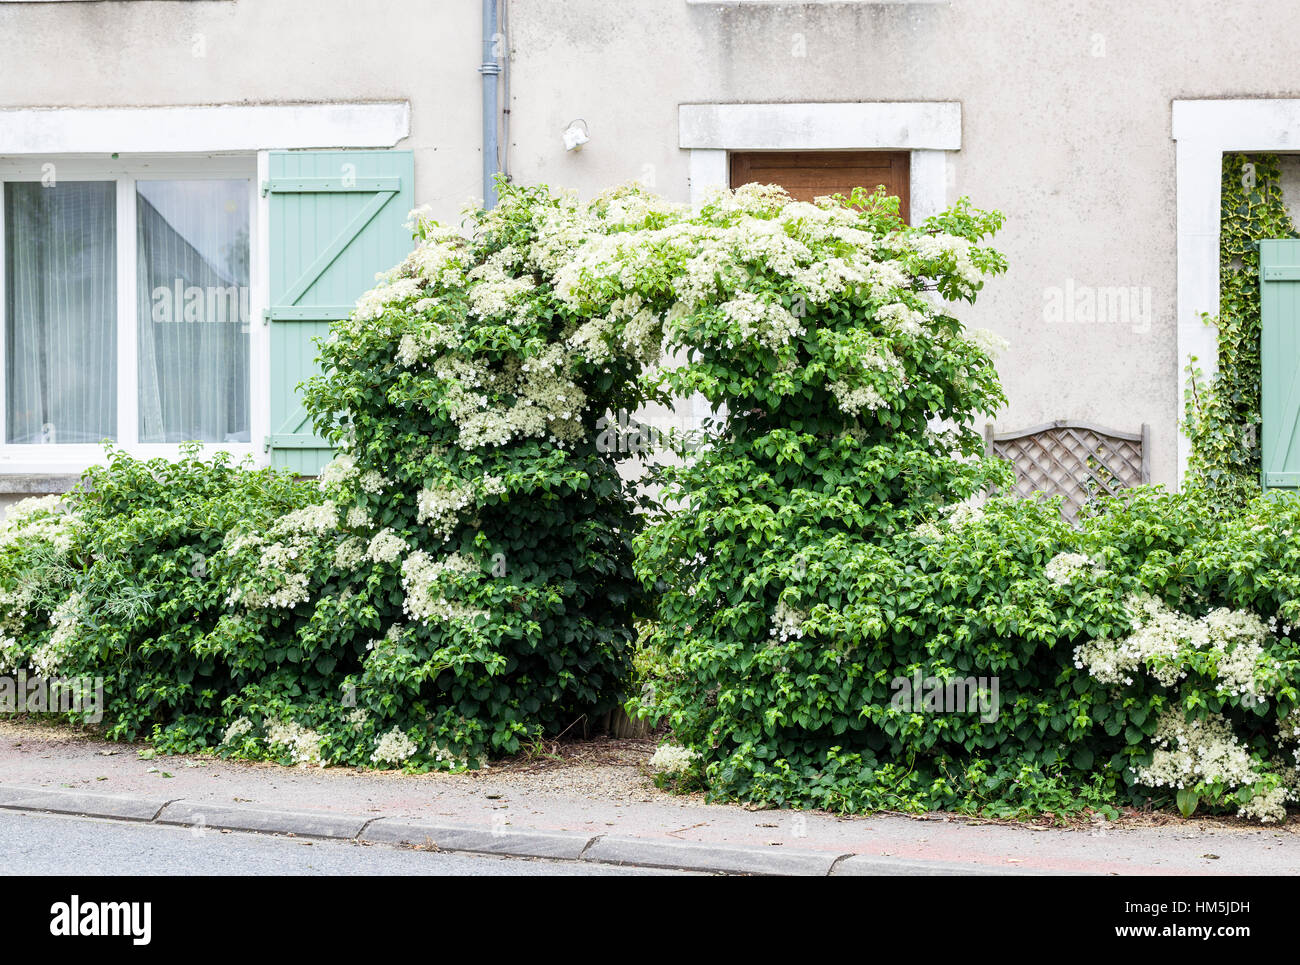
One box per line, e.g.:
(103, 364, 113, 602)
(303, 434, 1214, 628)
(0, 783, 1020, 875)
(831, 854, 1056, 876)
(581, 835, 847, 875)
(362, 819, 594, 860)
(0, 785, 40, 805)
(156, 801, 369, 840)
(1, 788, 171, 822)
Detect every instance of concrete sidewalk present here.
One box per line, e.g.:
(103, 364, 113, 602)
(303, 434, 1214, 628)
(2, 721, 1297, 875)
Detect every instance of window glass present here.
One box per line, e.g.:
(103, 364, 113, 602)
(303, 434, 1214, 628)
(4, 181, 118, 445)
(137, 179, 251, 444)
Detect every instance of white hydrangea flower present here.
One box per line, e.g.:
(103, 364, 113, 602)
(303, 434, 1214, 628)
(877, 301, 929, 336)
(0, 633, 22, 675)
(264, 719, 325, 767)
(830, 380, 888, 417)
(1278, 706, 1300, 744)
(366, 528, 408, 565)
(1237, 784, 1289, 823)
(649, 743, 700, 775)
(912, 521, 944, 542)
(945, 502, 985, 530)
(770, 599, 807, 642)
(371, 726, 418, 765)
(221, 717, 253, 745)
(400, 550, 484, 625)
(334, 536, 367, 571)
(225, 533, 315, 610)
(1203, 608, 1273, 702)
(1075, 596, 1274, 696)
(317, 454, 357, 488)
(1075, 595, 1197, 687)
(403, 204, 433, 233)
(354, 276, 423, 321)
(273, 501, 339, 536)
(568, 316, 617, 364)
(416, 483, 473, 540)
(32, 590, 85, 676)
(0, 494, 77, 556)
(1044, 552, 1095, 586)
(622, 308, 665, 365)
(467, 273, 536, 320)
(965, 327, 1010, 357)
(1130, 710, 1299, 823)
(1133, 711, 1261, 791)
(909, 232, 982, 289)
(408, 237, 470, 289)
(717, 291, 805, 351)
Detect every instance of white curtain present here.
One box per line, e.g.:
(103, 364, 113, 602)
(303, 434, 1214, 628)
(4, 181, 117, 445)
(136, 179, 250, 444)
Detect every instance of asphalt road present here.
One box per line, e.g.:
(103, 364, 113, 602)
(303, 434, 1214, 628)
(0, 809, 691, 876)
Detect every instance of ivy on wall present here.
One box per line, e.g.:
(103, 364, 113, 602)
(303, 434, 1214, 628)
(1183, 153, 1297, 502)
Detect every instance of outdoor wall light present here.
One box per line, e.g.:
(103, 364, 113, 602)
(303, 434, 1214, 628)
(562, 119, 589, 152)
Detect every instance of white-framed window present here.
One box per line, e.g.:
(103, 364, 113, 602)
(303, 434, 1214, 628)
(0, 154, 259, 474)
(678, 102, 959, 223)
(669, 102, 960, 434)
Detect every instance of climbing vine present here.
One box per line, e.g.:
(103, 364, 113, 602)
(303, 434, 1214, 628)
(1184, 153, 1297, 502)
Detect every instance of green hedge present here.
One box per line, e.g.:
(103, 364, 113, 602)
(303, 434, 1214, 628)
(635, 488, 1300, 820)
(2, 179, 1298, 822)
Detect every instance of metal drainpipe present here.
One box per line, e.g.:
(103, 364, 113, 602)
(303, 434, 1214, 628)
(479, 0, 502, 209)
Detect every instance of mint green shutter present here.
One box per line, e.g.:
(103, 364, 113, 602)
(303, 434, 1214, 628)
(1260, 239, 1300, 491)
(265, 149, 414, 474)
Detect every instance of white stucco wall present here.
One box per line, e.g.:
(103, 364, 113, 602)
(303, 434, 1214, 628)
(0, 0, 483, 213)
(506, 0, 1189, 486)
(4, 0, 1300, 493)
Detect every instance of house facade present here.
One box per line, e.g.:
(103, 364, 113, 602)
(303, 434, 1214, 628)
(0, 0, 1297, 510)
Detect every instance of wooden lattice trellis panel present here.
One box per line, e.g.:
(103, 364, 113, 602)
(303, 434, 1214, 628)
(984, 421, 1150, 522)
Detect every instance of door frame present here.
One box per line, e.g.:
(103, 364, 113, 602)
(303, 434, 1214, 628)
(1172, 98, 1300, 485)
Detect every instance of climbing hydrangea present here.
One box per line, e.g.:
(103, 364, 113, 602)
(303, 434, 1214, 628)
(264, 719, 325, 767)
(1135, 712, 1261, 788)
(371, 727, 419, 765)
(1044, 552, 1094, 586)
(1132, 710, 1297, 823)
(648, 744, 700, 775)
(12, 176, 1300, 828)
(1075, 595, 1275, 698)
